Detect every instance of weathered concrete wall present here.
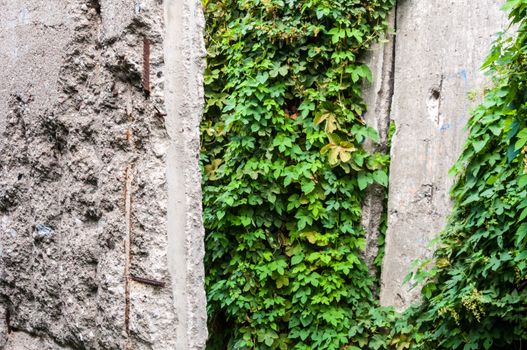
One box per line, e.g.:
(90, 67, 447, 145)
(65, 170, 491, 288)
(0, 0, 206, 349)
(377, 0, 508, 310)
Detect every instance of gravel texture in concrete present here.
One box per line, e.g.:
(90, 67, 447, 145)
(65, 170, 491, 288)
(0, 0, 207, 348)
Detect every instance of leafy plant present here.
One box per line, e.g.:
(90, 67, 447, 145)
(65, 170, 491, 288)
(201, 0, 527, 349)
(391, 1, 527, 349)
(201, 0, 394, 348)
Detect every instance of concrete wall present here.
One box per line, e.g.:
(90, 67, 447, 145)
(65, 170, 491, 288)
(0, 0, 206, 349)
(363, 0, 508, 310)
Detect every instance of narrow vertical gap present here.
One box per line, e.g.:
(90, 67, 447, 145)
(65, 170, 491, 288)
(387, 1, 397, 132)
(374, 0, 397, 287)
(5, 307, 12, 334)
(363, 3, 398, 284)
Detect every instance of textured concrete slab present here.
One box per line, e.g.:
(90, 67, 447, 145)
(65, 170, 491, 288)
(0, 0, 207, 349)
(0, 305, 7, 348)
(3, 332, 72, 350)
(380, 0, 508, 310)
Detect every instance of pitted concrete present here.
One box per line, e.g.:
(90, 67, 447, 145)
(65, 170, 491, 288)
(379, 0, 508, 310)
(3, 332, 72, 350)
(0, 0, 207, 349)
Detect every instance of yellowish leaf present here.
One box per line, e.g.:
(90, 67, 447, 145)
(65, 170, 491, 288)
(304, 231, 317, 244)
(329, 148, 339, 165)
(276, 276, 289, 289)
(339, 150, 351, 162)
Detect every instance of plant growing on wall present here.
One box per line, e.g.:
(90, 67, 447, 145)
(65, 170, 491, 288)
(201, 0, 394, 348)
(389, 1, 527, 349)
(201, 0, 527, 349)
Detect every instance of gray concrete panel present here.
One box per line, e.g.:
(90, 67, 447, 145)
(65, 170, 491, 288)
(380, 0, 508, 310)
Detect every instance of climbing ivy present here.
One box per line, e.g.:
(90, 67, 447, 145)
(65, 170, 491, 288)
(389, 1, 527, 349)
(201, 0, 394, 348)
(201, 0, 527, 349)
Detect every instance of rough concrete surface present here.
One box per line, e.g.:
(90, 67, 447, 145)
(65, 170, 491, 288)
(3, 332, 71, 350)
(0, 0, 207, 349)
(380, 0, 509, 310)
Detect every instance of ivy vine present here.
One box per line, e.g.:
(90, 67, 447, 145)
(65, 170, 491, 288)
(394, 2, 527, 348)
(201, 0, 394, 348)
(201, 0, 527, 349)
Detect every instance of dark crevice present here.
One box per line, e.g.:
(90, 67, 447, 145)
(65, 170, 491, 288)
(371, 0, 397, 288)
(143, 37, 151, 97)
(88, 0, 101, 16)
(430, 87, 440, 100)
(364, 2, 398, 282)
(388, 1, 397, 136)
(5, 307, 12, 334)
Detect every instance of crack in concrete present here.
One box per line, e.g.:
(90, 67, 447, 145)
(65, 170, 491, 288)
(361, 4, 397, 280)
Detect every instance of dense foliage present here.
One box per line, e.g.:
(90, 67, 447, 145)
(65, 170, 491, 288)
(201, 0, 527, 349)
(201, 0, 394, 348)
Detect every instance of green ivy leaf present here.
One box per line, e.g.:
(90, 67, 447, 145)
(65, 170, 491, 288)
(357, 172, 372, 190)
(291, 254, 304, 265)
(516, 223, 527, 247)
(372, 170, 388, 187)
